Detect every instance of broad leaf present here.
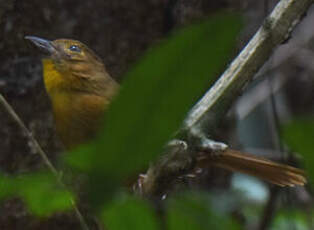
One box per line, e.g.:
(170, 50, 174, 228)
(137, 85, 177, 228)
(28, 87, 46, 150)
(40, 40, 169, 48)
(0, 172, 73, 216)
(102, 195, 160, 230)
(66, 14, 242, 206)
(167, 192, 240, 230)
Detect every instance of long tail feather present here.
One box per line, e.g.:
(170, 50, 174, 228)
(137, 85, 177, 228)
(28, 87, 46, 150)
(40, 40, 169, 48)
(197, 149, 306, 187)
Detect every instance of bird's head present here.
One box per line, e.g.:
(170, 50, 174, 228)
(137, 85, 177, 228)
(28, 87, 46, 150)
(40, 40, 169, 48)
(25, 36, 105, 78)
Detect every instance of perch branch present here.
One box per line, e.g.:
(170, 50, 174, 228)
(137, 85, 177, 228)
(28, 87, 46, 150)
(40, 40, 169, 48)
(139, 0, 313, 197)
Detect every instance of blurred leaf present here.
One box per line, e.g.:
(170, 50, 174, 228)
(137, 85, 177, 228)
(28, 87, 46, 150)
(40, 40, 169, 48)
(0, 175, 14, 199)
(167, 192, 240, 230)
(271, 209, 311, 230)
(66, 14, 242, 207)
(0, 172, 73, 216)
(282, 117, 314, 183)
(67, 13, 242, 177)
(102, 195, 160, 230)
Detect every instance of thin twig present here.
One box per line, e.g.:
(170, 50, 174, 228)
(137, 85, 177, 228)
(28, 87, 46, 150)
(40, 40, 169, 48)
(0, 95, 57, 175)
(257, 1, 282, 229)
(0, 94, 90, 230)
(258, 187, 280, 230)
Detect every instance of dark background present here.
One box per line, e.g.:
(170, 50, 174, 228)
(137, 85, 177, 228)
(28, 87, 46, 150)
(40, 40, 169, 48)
(0, 0, 313, 229)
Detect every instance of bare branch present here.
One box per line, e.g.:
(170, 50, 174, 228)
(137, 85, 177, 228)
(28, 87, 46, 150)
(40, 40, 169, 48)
(139, 0, 313, 197)
(183, 0, 313, 134)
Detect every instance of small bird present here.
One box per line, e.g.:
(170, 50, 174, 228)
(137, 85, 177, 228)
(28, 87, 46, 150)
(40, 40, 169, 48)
(25, 36, 306, 187)
(25, 36, 119, 149)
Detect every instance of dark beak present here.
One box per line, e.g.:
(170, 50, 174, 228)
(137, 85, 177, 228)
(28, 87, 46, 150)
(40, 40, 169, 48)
(25, 36, 56, 54)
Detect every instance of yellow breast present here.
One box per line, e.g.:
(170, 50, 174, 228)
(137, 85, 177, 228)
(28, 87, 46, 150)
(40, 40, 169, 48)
(42, 59, 66, 95)
(42, 59, 107, 149)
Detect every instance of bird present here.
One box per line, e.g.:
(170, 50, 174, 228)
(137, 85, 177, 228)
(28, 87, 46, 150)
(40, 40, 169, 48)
(25, 36, 119, 149)
(25, 36, 306, 187)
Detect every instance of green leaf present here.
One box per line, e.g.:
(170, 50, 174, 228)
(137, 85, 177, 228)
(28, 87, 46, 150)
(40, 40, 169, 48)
(282, 117, 314, 184)
(102, 195, 160, 230)
(67, 13, 242, 177)
(0, 172, 73, 217)
(167, 192, 240, 230)
(271, 209, 310, 230)
(66, 14, 242, 207)
(0, 175, 14, 199)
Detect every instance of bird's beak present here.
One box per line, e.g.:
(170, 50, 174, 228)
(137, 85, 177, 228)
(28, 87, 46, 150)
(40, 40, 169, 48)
(25, 36, 56, 55)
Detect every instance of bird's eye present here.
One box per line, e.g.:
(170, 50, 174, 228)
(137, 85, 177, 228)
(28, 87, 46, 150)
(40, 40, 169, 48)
(69, 45, 81, 52)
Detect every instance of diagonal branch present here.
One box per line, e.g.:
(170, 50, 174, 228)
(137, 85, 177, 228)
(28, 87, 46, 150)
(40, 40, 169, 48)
(183, 0, 313, 135)
(139, 0, 313, 197)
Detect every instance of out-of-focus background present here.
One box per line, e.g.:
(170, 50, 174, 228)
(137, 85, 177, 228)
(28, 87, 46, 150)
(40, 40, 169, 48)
(0, 0, 313, 229)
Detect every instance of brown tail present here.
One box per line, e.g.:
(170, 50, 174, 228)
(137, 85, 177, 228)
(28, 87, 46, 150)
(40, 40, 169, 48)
(197, 149, 306, 187)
